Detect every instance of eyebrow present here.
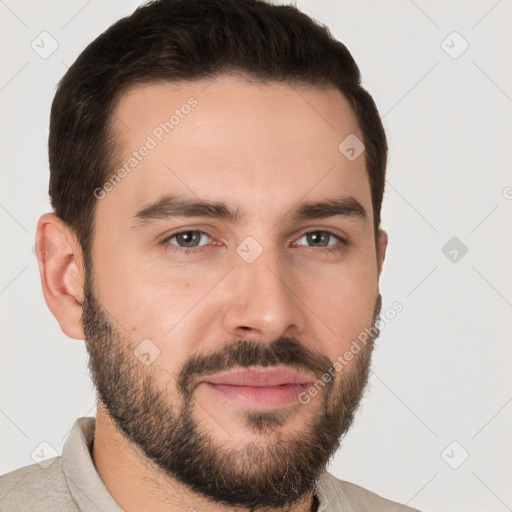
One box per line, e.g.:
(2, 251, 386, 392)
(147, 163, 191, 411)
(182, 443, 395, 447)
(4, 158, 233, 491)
(130, 194, 367, 229)
(131, 195, 243, 229)
(287, 196, 367, 223)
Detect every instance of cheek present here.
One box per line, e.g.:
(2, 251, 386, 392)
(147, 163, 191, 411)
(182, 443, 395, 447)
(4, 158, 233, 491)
(92, 251, 230, 355)
(300, 260, 378, 359)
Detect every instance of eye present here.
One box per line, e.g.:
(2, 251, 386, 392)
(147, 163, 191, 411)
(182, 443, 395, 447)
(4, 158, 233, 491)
(295, 230, 345, 249)
(165, 230, 212, 248)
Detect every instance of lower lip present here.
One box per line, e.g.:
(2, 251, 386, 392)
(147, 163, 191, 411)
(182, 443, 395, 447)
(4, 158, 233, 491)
(203, 382, 310, 409)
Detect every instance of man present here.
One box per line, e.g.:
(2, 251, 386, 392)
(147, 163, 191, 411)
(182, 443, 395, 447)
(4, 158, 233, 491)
(0, 0, 420, 511)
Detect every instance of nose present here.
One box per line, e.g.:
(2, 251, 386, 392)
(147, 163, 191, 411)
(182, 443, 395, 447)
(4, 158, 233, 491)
(221, 247, 306, 342)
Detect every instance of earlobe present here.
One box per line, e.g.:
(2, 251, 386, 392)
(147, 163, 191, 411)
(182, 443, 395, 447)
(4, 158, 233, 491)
(35, 213, 86, 340)
(376, 228, 388, 276)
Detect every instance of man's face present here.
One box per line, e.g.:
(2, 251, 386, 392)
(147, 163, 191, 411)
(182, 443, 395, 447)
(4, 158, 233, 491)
(82, 76, 385, 509)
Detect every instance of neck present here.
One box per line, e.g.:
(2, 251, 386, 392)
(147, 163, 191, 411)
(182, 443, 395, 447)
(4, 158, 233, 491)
(91, 403, 318, 512)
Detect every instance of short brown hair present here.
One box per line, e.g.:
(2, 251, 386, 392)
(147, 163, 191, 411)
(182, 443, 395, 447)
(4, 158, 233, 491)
(49, 0, 387, 261)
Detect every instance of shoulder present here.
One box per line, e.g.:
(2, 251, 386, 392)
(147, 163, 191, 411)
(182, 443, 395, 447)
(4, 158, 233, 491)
(0, 458, 78, 511)
(317, 471, 422, 512)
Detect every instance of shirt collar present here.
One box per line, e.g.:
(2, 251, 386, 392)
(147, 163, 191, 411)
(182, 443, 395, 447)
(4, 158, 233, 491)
(62, 416, 334, 512)
(62, 417, 124, 512)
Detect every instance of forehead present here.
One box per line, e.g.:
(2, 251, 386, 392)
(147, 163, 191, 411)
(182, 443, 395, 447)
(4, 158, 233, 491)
(101, 76, 372, 224)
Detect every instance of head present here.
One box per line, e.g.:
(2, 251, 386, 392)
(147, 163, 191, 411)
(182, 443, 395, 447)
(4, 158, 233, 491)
(36, 0, 388, 510)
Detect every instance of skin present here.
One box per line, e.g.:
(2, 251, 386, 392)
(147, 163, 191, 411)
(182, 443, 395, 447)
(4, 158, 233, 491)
(36, 75, 388, 512)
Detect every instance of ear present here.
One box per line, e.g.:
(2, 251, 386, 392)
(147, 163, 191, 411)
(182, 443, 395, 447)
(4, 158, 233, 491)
(376, 228, 388, 276)
(35, 213, 86, 340)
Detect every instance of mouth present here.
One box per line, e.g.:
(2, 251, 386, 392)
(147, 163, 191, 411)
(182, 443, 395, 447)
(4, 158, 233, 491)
(199, 366, 315, 409)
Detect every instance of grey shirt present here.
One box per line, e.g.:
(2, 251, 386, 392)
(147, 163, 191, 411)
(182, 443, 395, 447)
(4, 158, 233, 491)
(0, 417, 420, 511)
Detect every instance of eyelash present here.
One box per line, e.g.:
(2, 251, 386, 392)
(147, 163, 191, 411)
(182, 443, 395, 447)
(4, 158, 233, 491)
(160, 229, 347, 255)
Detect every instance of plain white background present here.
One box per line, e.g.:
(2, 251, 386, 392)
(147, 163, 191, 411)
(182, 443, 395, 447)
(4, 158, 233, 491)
(1, 1, 511, 510)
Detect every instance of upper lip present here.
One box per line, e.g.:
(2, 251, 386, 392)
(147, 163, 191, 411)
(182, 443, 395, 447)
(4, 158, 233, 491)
(201, 366, 316, 387)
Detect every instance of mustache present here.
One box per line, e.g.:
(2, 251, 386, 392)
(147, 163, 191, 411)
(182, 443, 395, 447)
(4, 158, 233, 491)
(177, 337, 334, 396)
(176, 293, 383, 397)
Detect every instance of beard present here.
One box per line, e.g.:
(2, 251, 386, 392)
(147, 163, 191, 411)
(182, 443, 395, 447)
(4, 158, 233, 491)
(81, 261, 382, 511)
